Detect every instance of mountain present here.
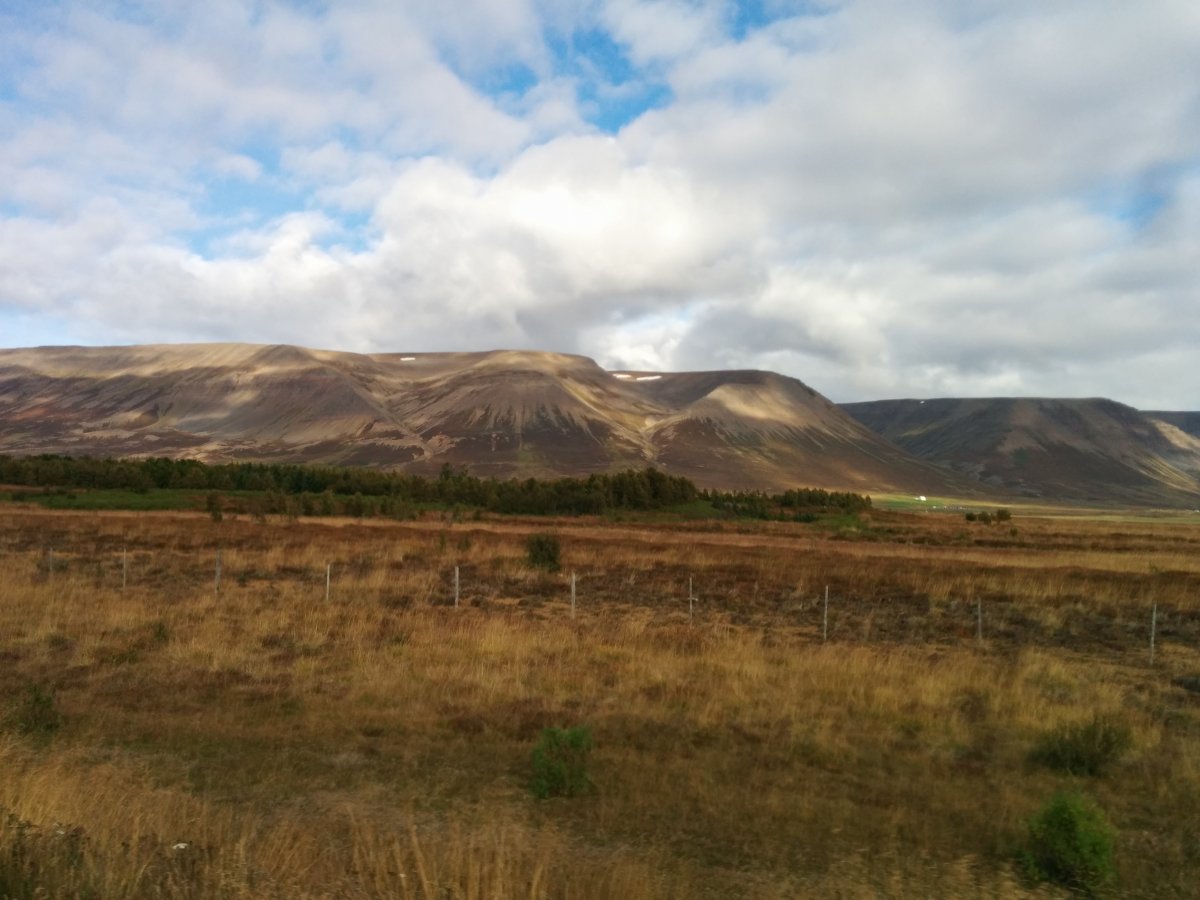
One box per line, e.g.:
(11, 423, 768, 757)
(1146, 411, 1200, 440)
(842, 397, 1200, 505)
(0, 343, 966, 494)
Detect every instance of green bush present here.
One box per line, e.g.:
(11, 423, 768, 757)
(206, 491, 223, 523)
(7, 684, 62, 736)
(1030, 715, 1132, 777)
(525, 533, 561, 572)
(531, 726, 593, 799)
(996, 507, 1012, 522)
(1021, 791, 1116, 896)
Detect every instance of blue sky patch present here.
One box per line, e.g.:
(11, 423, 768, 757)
(547, 26, 671, 133)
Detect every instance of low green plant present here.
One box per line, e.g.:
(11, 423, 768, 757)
(525, 533, 561, 572)
(206, 491, 223, 522)
(152, 620, 171, 645)
(7, 684, 63, 737)
(1030, 715, 1131, 777)
(531, 726, 593, 799)
(1020, 790, 1116, 896)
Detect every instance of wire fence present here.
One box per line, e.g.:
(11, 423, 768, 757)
(14, 542, 1199, 668)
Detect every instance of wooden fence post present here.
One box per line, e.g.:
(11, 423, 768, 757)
(1150, 602, 1158, 665)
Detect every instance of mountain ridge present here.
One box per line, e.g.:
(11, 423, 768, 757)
(842, 397, 1200, 505)
(0, 343, 967, 495)
(5, 343, 1197, 504)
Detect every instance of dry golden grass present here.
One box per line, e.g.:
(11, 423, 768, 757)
(1, 506, 1199, 897)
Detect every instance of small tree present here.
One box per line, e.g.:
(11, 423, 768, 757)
(317, 490, 336, 516)
(205, 491, 223, 523)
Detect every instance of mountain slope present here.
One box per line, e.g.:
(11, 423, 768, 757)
(627, 369, 962, 493)
(0, 344, 428, 464)
(1146, 411, 1200, 441)
(842, 397, 1200, 505)
(0, 343, 965, 494)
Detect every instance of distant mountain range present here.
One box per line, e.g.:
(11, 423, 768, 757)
(1, 344, 1196, 506)
(841, 398, 1200, 505)
(0, 344, 964, 495)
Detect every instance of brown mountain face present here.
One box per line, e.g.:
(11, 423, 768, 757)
(0, 343, 966, 494)
(628, 369, 965, 493)
(842, 397, 1200, 505)
(1146, 411, 1200, 441)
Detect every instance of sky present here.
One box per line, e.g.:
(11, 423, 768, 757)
(1, 0, 1198, 409)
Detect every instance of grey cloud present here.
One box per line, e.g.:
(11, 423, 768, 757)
(1, 0, 1199, 411)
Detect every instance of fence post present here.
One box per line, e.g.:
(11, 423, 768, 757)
(325, 563, 331, 602)
(454, 565, 460, 609)
(976, 597, 983, 643)
(823, 585, 829, 642)
(571, 571, 576, 619)
(122, 547, 127, 591)
(214, 550, 222, 595)
(47, 548, 54, 580)
(688, 575, 694, 625)
(1150, 601, 1158, 665)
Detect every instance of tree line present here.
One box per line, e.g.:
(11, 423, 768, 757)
(0, 454, 871, 519)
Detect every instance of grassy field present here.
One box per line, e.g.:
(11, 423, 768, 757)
(871, 491, 1200, 524)
(0, 487, 208, 512)
(1, 504, 1199, 897)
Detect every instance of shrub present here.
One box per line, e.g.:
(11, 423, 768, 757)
(205, 491, 223, 523)
(964, 512, 977, 522)
(7, 683, 62, 736)
(1030, 715, 1132, 777)
(977, 510, 994, 525)
(996, 507, 1012, 522)
(531, 726, 593, 798)
(1020, 791, 1116, 896)
(525, 533, 561, 572)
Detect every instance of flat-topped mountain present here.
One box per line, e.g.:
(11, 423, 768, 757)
(0, 343, 966, 494)
(842, 397, 1200, 505)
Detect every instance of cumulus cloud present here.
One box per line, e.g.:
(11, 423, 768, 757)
(0, 0, 1198, 409)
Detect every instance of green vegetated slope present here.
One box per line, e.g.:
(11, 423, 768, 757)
(0, 454, 871, 522)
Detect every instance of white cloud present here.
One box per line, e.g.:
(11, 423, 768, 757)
(602, 0, 725, 65)
(0, 0, 1198, 410)
(212, 154, 264, 181)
